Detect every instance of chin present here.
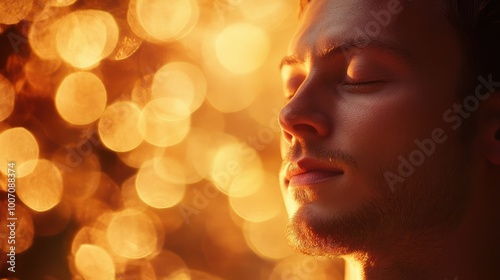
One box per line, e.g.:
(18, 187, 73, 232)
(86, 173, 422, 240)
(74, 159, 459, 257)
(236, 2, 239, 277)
(285, 199, 385, 258)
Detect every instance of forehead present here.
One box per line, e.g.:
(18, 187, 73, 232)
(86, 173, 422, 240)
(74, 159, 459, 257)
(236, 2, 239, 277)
(287, 0, 464, 91)
(290, 0, 461, 66)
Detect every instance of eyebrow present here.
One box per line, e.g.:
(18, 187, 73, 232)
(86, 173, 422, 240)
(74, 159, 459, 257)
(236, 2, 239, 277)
(279, 38, 411, 70)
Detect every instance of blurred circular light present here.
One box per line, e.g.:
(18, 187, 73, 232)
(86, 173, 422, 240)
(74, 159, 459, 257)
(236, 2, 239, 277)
(243, 211, 293, 260)
(129, 0, 198, 42)
(49, 0, 77, 7)
(230, 173, 283, 222)
(56, 72, 107, 125)
(153, 156, 186, 184)
(118, 141, 165, 169)
(210, 142, 263, 197)
(106, 209, 158, 259)
(0, 127, 39, 177)
(122, 260, 157, 280)
(240, 0, 291, 28)
(186, 129, 236, 179)
(206, 74, 261, 113)
(138, 98, 190, 147)
(17, 159, 63, 212)
(29, 15, 60, 60)
(75, 244, 115, 280)
(0, 74, 15, 122)
(215, 23, 270, 74)
(136, 161, 185, 209)
(56, 10, 119, 68)
(0, 0, 33, 24)
(150, 250, 188, 278)
(71, 226, 107, 256)
(99, 101, 143, 152)
(152, 62, 206, 114)
(269, 255, 333, 280)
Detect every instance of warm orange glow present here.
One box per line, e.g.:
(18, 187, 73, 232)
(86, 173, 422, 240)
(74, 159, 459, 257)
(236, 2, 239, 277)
(70, 226, 107, 256)
(98, 101, 143, 152)
(54, 152, 101, 201)
(74, 244, 115, 280)
(0, 127, 39, 177)
(106, 209, 159, 259)
(152, 62, 207, 114)
(0, 0, 33, 24)
(118, 141, 165, 168)
(33, 201, 72, 236)
(206, 74, 262, 113)
(243, 211, 293, 260)
(135, 160, 185, 208)
(138, 98, 191, 147)
(0, 0, 315, 278)
(49, 0, 77, 7)
(17, 159, 63, 212)
(55, 72, 107, 125)
(121, 259, 156, 280)
(0, 74, 15, 122)
(215, 23, 270, 75)
(121, 175, 149, 210)
(29, 15, 60, 60)
(240, 0, 292, 27)
(210, 142, 263, 197)
(269, 255, 338, 280)
(150, 250, 188, 278)
(129, 0, 199, 42)
(56, 10, 119, 68)
(230, 173, 283, 222)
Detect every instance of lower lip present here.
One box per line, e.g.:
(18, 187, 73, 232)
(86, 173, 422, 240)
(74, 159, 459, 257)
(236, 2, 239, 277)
(288, 171, 343, 187)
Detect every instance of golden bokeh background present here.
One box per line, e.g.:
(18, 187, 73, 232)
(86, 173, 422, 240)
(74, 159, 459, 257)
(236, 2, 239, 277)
(0, 0, 345, 279)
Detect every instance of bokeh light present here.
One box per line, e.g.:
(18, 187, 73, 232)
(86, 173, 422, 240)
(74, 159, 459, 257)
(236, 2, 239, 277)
(17, 159, 63, 212)
(0, 0, 33, 24)
(243, 210, 293, 260)
(152, 62, 207, 114)
(136, 160, 185, 208)
(128, 0, 199, 43)
(138, 98, 191, 147)
(0, 74, 15, 122)
(215, 23, 270, 75)
(98, 101, 143, 152)
(74, 244, 115, 280)
(0, 1, 348, 279)
(49, 0, 77, 7)
(229, 172, 283, 222)
(55, 71, 107, 125)
(209, 142, 263, 197)
(0, 127, 39, 177)
(106, 209, 159, 259)
(55, 9, 119, 68)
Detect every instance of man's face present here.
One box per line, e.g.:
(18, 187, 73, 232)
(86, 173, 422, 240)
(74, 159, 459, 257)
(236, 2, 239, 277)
(279, 0, 474, 256)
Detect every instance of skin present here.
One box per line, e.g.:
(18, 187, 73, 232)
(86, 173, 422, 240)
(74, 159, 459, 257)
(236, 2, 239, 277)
(278, 0, 500, 279)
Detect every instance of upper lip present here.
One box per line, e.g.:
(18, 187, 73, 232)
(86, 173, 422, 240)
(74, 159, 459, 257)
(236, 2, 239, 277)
(283, 157, 344, 184)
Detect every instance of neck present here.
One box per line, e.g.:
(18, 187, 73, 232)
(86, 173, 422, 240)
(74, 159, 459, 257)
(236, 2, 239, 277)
(344, 190, 500, 280)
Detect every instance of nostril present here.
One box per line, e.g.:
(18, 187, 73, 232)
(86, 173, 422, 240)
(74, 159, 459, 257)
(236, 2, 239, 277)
(293, 123, 318, 135)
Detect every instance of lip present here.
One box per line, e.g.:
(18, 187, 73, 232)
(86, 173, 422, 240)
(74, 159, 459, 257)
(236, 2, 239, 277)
(284, 158, 344, 187)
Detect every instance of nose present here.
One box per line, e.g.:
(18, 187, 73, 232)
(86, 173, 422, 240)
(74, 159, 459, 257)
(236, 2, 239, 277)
(278, 91, 331, 144)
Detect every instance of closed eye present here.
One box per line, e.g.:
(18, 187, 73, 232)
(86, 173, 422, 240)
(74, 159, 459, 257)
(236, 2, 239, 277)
(340, 81, 386, 93)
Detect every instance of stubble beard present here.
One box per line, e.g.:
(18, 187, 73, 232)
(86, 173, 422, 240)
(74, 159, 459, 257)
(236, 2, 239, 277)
(285, 132, 473, 259)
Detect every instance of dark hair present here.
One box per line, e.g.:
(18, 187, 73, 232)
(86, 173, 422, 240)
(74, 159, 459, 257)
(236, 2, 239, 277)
(441, 0, 500, 79)
(298, 0, 500, 82)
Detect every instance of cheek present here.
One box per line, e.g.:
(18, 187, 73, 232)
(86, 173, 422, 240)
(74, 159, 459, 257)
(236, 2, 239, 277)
(336, 86, 452, 168)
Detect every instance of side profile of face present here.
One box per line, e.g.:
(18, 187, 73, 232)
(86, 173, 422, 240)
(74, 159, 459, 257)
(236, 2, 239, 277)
(279, 0, 478, 257)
